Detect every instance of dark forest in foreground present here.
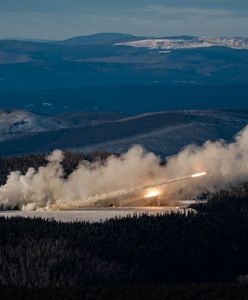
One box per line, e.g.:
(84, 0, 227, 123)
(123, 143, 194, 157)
(1, 189, 248, 298)
(1, 284, 248, 300)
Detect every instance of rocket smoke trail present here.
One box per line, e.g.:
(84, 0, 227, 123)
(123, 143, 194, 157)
(52, 172, 207, 209)
(141, 172, 207, 190)
(99, 172, 208, 202)
(1, 124, 248, 211)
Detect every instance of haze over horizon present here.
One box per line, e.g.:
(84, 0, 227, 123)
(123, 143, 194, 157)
(0, 0, 247, 40)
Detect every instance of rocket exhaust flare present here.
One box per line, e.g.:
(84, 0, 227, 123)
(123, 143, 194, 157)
(144, 190, 160, 198)
(191, 172, 207, 178)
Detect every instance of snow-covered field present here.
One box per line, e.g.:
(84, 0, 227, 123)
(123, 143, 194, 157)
(0, 207, 186, 223)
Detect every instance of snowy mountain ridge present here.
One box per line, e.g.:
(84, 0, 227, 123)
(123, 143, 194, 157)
(115, 36, 248, 50)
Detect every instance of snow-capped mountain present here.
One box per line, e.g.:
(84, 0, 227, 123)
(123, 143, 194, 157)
(115, 36, 248, 50)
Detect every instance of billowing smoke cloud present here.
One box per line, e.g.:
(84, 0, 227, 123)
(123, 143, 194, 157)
(1, 125, 248, 211)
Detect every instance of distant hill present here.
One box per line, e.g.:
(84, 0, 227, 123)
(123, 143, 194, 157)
(60, 32, 139, 45)
(0, 109, 124, 142)
(0, 109, 247, 156)
(0, 34, 247, 88)
(0, 33, 247, 114)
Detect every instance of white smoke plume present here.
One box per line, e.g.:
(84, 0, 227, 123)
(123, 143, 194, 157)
(1, 125, 248, 211)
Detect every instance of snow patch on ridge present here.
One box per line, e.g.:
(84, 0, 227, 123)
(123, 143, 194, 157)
(115, 36, 248, 50)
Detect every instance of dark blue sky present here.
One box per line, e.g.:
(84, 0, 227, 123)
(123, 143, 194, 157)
(0, 0, 247, 39)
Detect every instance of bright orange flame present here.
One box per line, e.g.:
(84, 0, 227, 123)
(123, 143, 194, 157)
(144, 190, 160, 198)
(191, 172, 207, 178)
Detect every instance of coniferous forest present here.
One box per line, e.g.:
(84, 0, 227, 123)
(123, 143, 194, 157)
(0, 192, 248, 299)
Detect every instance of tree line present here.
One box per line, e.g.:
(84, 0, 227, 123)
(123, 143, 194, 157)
(0, 191, 248, 288)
